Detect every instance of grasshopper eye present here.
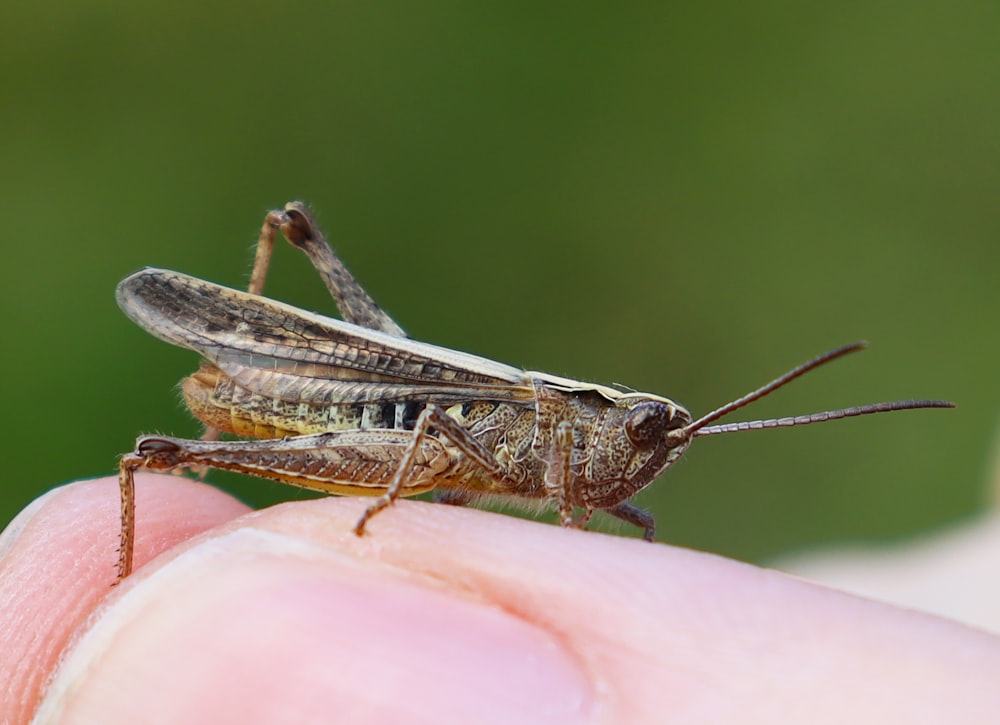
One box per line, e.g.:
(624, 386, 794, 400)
(625, 402, 673, 448)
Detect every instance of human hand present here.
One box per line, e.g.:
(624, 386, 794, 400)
(3, 474, 998, 723)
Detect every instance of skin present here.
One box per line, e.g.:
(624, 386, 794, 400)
(2, 475, 999, 724)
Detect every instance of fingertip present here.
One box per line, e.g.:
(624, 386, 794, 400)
(0, 474, 249, 722)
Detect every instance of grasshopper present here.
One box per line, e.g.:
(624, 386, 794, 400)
(115, 201, 954, 581)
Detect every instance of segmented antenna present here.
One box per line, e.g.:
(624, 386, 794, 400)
(675, 342, 954, 439)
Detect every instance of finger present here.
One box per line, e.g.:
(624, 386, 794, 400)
(37, 491, 1000, 723)
(0, 475, 249, 724)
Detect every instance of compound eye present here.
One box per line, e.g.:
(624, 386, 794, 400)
(625, 402, 672, 448)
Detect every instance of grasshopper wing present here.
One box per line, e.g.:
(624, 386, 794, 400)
(117, 268, 536, 406)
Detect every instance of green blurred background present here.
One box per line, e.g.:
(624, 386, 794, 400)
(2, 2, 997, 563)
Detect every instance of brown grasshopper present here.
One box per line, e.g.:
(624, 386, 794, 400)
(115, 202, 954, 581)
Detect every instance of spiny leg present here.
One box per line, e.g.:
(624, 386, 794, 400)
(605, 501, 656, 542)
(254, 202, 406, 337)
(117, 428, 451, 580)
(117, 453, 141, 582)
(547, 425, 607, 535)
(548, 421, 577, 529)
(247, 207, 278, 297)
(354, 405, 510, 535)
(118, 438, 207, 582)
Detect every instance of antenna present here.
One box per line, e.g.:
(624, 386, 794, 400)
(673, 342, 954, 439)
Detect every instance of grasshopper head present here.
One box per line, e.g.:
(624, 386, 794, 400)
(583, 395, 694, 507)
(587, 342, 954, 515)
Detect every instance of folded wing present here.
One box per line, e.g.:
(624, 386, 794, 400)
(117, 268, 536, 406)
